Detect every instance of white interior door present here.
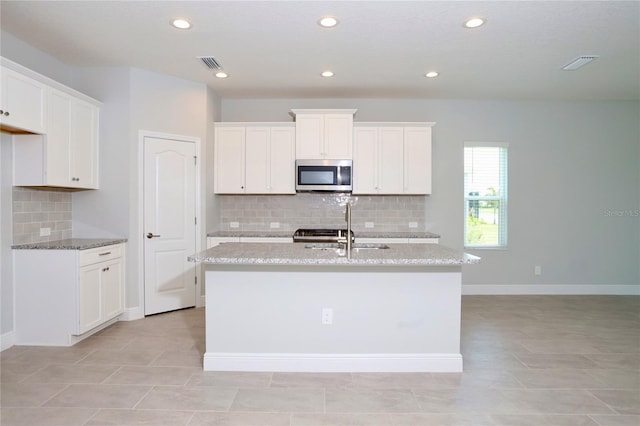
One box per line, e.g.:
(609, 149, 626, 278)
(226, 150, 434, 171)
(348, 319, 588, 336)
(144, 136, 196, 315)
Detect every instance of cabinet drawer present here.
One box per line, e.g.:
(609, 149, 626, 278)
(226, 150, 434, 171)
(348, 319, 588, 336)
(79, 244, 122, 266)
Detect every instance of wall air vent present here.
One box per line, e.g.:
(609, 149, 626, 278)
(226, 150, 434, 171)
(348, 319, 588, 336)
(198, 56, 223, 70)
(562, 55, 599, 71)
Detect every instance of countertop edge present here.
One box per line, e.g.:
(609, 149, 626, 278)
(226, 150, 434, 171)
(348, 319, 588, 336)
(12, 238, 128, 250)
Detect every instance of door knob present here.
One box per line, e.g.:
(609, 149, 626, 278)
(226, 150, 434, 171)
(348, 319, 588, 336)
(146, 232, 161, 239)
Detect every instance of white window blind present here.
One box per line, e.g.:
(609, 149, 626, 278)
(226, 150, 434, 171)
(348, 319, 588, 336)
(464, 143, 508, 248)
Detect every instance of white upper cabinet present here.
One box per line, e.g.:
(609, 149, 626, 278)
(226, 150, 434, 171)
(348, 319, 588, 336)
(214, 126, 246, 193)
(13, 89, 99, 189)
(403, 126, 432, 194)
(0, 66, 47, 134)
(215, 123, 295, 194)
(5, 58, 101, 190)
(46, 89, 99, 189)
(353, 123, 434, 195)
(292, 109, 356, 159)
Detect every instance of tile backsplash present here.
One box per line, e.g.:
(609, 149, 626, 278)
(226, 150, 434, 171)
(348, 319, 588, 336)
(219, 193, 425, 233)
(12, 187, 72, 245)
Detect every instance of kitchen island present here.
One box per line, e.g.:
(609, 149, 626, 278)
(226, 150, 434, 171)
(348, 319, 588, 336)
(189, 242, 479, 372)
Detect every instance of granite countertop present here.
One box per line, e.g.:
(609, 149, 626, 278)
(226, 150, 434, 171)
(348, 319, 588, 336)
(12, 238, 127, 250)
(207, 231, 440, 239)
(189, 242, 479, 266)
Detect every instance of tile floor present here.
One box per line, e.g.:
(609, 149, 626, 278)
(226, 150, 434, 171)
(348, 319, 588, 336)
(1, 295, 638, 425)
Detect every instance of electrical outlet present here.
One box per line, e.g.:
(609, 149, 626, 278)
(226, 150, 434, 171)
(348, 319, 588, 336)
(230, 222, 240, 228)
(321, 308, 333, 325)
(270, 222, 280, 229)
(39, 227, 51, 237)
(534, 265, 542, 276)
(408, 222, 418, 228)
(365, 222, 374, 228)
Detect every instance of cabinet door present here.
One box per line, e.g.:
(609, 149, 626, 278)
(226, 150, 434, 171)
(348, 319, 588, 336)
(323, 114, 353, 159)
(353, 127, 378, 194)
(295, 114, 324, 158)
(207, 237, 240, 248)
(404, 127, 431, 194)
(78, 264, 102, 334)
(101, 258, 124, 321)
(46, 89, 73, 187)
(0, 67, 47, 134)
(245, 127, 269, 193)
(268, 127, 295, 194)
(215, 126, 246, 193)
(378, 127, 404, 194)
(70, 99, 98, 189)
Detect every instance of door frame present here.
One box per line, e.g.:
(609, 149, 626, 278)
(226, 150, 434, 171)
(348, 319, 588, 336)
(137, 130, 203, 316)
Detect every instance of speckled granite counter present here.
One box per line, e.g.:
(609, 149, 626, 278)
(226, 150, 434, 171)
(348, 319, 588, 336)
(189, 242, 478, 266)
(207, 231, 440, 239)
(12, 238, 127, 250)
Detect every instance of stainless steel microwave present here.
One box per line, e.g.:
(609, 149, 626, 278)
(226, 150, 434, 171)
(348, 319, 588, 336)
(295, 159, 352, 192)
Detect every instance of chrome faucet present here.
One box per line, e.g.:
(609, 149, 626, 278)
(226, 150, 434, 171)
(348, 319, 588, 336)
(345, 201, 352, 259)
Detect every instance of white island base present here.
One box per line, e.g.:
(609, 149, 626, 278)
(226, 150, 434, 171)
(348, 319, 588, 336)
(204, 264, 463, 373)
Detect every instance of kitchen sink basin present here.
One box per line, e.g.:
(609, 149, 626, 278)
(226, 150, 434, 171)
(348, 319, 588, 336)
(304, 243, 390, 250)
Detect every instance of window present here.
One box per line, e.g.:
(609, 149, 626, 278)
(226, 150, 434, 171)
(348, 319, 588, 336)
(464, 143, 508, 248)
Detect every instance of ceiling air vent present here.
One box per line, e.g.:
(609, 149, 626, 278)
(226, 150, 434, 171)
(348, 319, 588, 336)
(562, 55, 599, 71)
(198, 56, 223, 70)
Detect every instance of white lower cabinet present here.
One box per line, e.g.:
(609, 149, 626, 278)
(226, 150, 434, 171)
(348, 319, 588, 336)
(207, 237, 240, 248)
(14, 243, 125, 346)
(357, 237, 439, 244)
(78, 253, 124, 334)
(207, 236, 292, 248)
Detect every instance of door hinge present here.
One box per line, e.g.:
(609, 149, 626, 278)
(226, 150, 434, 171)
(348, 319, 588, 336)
(194, 156, 197, 165)
(195, 217, 197, 225)
(195, 276, 197, 285)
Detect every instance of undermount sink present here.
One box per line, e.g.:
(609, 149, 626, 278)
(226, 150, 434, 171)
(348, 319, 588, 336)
(304, 243, 390, 250)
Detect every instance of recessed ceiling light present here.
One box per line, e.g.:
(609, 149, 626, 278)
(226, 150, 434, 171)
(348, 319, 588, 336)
(172, 18, 192, 29)
(318, 16, 339, 28)
(215, 72, 228, 79)
(425, 71, 439, 78)
(321, 70, 334, 77)
(464, 17, 485, 28)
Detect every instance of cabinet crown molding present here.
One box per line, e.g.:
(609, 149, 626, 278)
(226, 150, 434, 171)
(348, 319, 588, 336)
(354, 122, 436, 127)
(214, 122, 294, 128)
(1, 57, 101, 106)
(291, 109, 357, 116)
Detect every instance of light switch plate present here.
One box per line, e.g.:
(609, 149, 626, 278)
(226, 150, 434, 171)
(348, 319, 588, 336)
(270, 222, 280, 229)
(365, 222, 374, 228)
(230, 222, 240, 228)
(39, 227, 51, 236)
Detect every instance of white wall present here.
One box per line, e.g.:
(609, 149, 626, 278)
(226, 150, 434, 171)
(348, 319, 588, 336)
(221, 98, 640, 293)
(0, 30, 73, 87)
(1, 134, 14, 345)
(73, 67, 210, 312)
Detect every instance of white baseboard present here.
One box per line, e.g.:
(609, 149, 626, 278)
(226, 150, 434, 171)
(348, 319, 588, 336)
(118, 306, 144, 321)
(1, 330, 15, 352)
(463, 284, 640, 295)
(203, 352, 463, 373)
(198, 295, 206, 308)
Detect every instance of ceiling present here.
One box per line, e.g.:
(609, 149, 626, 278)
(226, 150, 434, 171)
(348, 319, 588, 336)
(1, 1, 638, 101)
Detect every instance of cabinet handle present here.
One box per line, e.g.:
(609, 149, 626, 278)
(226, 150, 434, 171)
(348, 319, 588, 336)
(102, 266, 110, 272)
(99, 251, 112, 256)
(71, 177, 80, 182)
(1, 110, 9, 116)
(146, 232, 161, 239)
